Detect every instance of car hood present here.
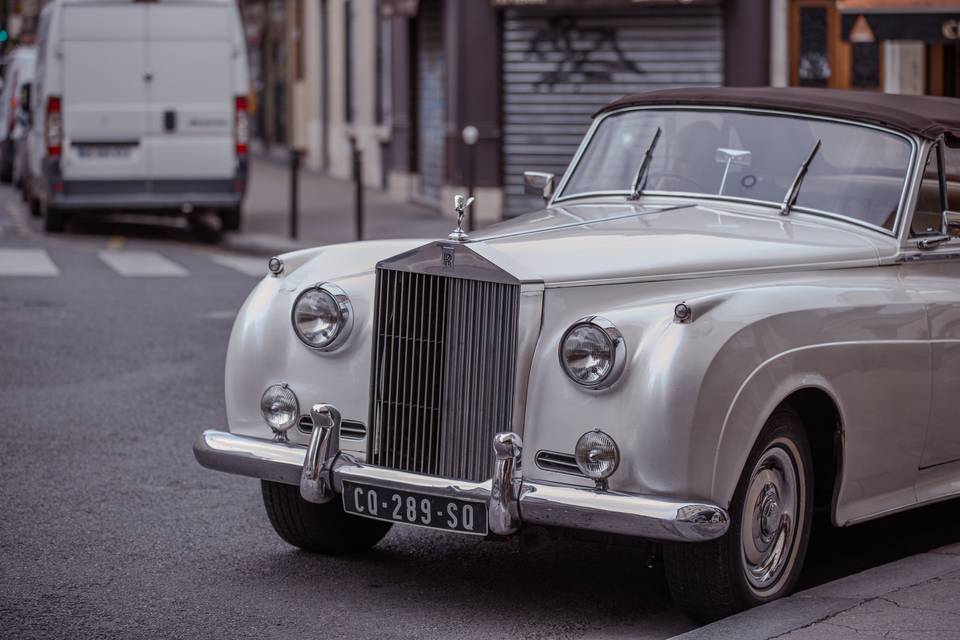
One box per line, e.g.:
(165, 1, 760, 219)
(465, 201, 889, 286)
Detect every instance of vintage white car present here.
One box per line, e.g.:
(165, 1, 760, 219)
(195, 88, 960, 621)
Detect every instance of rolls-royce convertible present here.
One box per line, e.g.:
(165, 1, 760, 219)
(194, 88, 960, 621)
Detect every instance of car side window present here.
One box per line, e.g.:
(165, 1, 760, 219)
(946, 144, 960, 235)
(911, 144, 946, 237)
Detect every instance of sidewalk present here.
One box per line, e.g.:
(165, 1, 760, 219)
(671, 543, 960, 640)
(226, 149, 454, 256)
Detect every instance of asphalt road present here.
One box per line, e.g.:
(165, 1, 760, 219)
(2, 184, 960, 640)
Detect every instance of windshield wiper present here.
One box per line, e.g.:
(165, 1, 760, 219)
(627, 127, 662, 201)
(779, 139, 821, 216)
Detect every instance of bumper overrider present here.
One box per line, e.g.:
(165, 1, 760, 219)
(193, 404, 729, 542)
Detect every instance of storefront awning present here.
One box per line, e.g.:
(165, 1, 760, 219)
(839, 0, 960, 43)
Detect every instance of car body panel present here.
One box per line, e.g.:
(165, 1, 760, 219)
(218, 101, 960, 538)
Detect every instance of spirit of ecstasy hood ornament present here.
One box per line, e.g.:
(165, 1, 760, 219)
(448, 194, 475, 242)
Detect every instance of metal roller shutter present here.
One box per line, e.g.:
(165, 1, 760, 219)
(416, 0, 445, 205)
(501, 3, 724, 217)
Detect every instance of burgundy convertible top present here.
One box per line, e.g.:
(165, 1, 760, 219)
(595, 87, 960, 143)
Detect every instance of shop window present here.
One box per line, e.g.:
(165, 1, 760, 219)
(851, 42, 881, 88)
(790, 0, 883, 90)
(797, 5, 830, 86)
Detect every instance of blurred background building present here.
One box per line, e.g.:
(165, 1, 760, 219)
(2, 0, 958, 222)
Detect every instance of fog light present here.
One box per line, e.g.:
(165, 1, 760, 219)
(575, 429, 620, 489)
(260, 383, 299, 441)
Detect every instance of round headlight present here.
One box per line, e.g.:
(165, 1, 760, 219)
(575, 429, 620, 483)
(292, 283, 353, 351)
(559, 316, 626, 389)
(260, 384, 299, 437)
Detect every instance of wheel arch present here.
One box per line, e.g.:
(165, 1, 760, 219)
(711, 359, 847, 523)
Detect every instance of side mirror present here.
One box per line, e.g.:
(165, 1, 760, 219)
(523, 171, 556, 204)
(19, 82, 32, 112)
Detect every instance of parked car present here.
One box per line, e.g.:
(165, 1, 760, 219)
(0, 46, 36, 184)
(193, 88, 960, 621)
(23, 0, 249, 233)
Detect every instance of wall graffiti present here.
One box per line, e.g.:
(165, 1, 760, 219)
(525, 16, 643, 91)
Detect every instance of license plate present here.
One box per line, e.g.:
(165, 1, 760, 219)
(75, 144, 133, 159)
(342, 480, 488, 536)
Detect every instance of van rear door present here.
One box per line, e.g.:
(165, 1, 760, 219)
(60, 3, 148, 180)
(144, 3, 235, 180)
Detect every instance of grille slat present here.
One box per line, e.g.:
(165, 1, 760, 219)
(369, 266, 520, 483)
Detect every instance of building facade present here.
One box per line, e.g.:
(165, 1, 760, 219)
(769, 0, 960, 96)
(389, 0, 771, 221)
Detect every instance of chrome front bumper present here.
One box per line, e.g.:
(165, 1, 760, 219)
(193, 405, 729, 543)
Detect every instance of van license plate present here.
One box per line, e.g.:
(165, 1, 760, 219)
(76, 145, 133, 159)
(341, 480, 488, 536)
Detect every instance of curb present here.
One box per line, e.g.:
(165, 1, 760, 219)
(669, 543, 960, 639)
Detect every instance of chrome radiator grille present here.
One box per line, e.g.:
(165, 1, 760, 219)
(368, 267, 520, 483)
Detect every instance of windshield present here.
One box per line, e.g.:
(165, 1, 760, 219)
(560, 109, 914, 232)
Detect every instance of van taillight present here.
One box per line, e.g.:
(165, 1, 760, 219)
(46, 96, 62, 158)
(234, 96, 249, 157)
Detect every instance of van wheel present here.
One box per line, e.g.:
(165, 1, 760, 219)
(218, 206, 241, 232)
(43, 205, 66, 233)
(261, 480, 392, 554)
(663, 406, 813, 622)
(0, 154, 13, 184)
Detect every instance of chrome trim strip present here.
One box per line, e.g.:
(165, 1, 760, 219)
(193, 430, 305, 485)
(550, 105, 919, 239)
(193, 429, 729, 542)
(519, 481, 728, 542)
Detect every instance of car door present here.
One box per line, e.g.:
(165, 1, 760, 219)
(904, 140, 960, 472)
(143, 2, 235, 181)
(59, 2, 149, 181)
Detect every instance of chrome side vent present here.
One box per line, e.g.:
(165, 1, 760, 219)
(298, 415, 367, 440)
(535, 450, 584, 477)
(340, 422, 367, 440)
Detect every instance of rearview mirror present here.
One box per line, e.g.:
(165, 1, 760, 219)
(715, 147, 751, 195)
(523, 171, 556, 204)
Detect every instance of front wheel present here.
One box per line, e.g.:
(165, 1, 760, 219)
(261, 480, 392, 554)
(663, 406, 813, 622)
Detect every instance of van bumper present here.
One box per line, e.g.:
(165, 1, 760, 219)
(44, 158, 247, 212)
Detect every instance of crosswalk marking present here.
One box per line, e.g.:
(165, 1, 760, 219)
(99, 250, 189, 277)
(210, 254, 266, 277)
(0, 248, 60, 276)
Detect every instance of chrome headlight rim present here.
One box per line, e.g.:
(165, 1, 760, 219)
(291, 282, 354, 352)
(558, 315, 626, 390)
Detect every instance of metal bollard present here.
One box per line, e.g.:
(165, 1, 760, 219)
(289, 148, 301, 240)
(350, 137, 364, 241)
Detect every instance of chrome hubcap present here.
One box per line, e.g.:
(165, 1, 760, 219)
(741, 444, 799, 591)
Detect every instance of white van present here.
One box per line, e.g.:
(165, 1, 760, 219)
(23, 0, 250, 233)
(0, 47, 37, 184)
